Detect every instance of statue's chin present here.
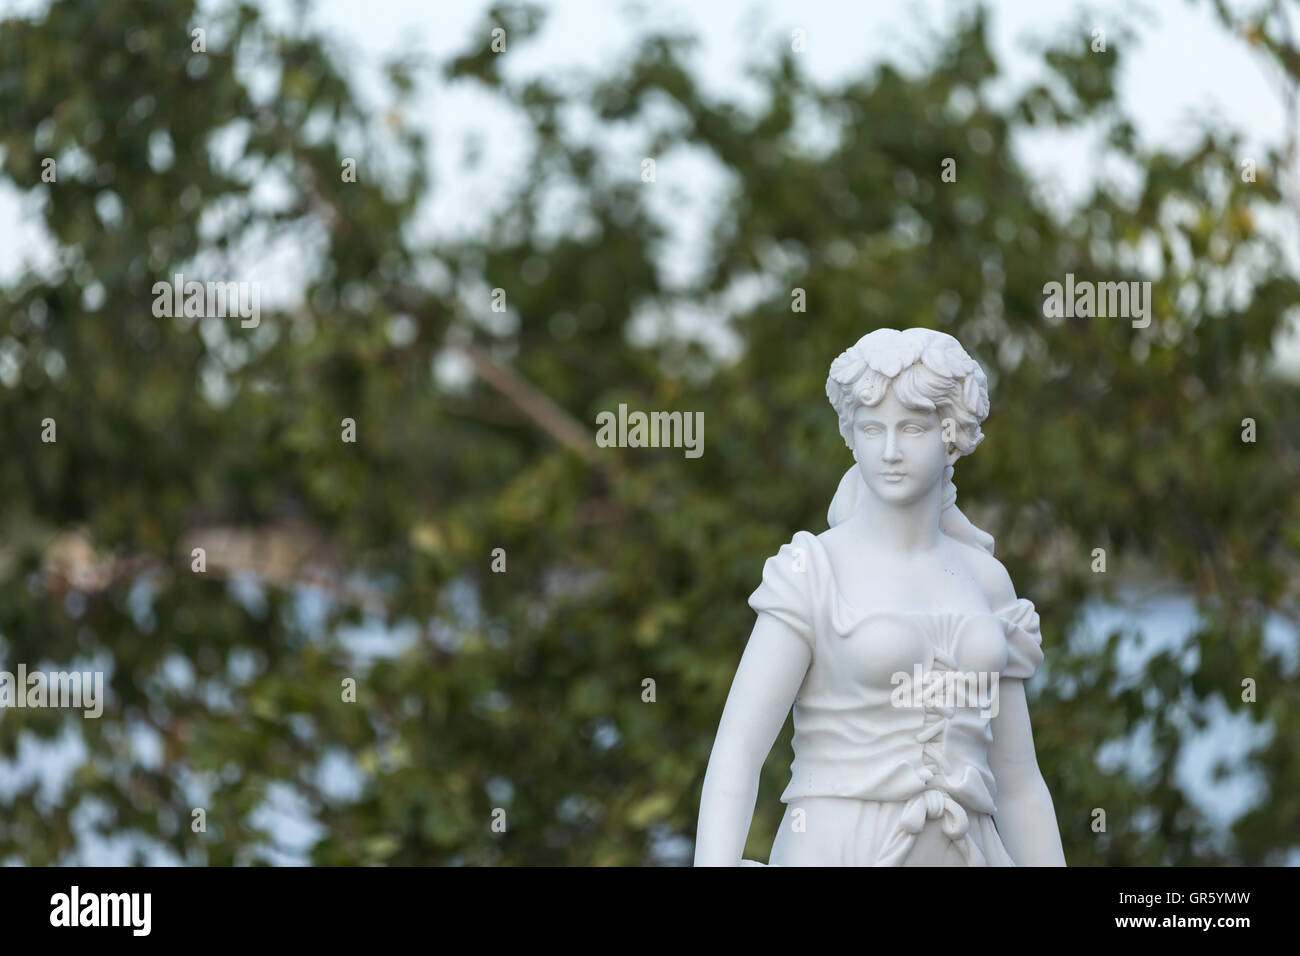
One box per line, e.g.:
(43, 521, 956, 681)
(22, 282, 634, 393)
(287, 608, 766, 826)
(859, 481, 943, 510)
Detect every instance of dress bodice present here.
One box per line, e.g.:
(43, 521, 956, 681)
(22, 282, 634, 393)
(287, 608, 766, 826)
(747, 529, 1045, 865)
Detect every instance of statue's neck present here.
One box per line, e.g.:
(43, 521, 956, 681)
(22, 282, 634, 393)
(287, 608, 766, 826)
(846, 481, 943, 554)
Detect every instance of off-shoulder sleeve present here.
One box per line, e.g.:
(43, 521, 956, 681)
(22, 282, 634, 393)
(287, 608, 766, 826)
(747, 532, 816, 651)
(995, 597, 1044, 680)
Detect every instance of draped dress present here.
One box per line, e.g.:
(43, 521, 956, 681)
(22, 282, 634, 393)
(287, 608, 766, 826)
(745, 530, 1045, 866)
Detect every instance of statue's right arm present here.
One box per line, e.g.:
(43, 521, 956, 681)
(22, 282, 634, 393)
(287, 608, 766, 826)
(693, 612, 812, 866)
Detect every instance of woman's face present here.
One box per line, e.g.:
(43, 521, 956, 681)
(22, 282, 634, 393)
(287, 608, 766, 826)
(852, 387, 957, 506)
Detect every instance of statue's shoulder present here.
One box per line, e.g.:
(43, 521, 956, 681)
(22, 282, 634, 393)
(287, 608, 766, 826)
(750, 529, 825, 648)
(811, 523, 851, 558)
(774, 528, 825, 576)
(946, 535, 1017, 608)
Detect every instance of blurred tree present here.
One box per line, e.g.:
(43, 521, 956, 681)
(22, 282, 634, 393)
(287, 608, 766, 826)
(0, 0, 1296, 865)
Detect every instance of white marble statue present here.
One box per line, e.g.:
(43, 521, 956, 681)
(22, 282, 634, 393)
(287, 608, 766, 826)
(695, 328, 1066, 866)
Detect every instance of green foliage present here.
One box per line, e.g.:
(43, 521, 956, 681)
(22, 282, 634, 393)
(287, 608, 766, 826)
(0, 0, 1297, 865)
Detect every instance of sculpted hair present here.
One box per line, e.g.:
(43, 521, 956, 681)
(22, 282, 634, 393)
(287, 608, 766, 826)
(826, 328, 989, 456)
(824, 328, 994, 553)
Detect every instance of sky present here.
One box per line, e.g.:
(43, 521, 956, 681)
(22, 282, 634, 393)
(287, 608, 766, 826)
(0, 0, 1297, 864)
(3, 0, 1300, 368)
(268, 0, 1300, 371)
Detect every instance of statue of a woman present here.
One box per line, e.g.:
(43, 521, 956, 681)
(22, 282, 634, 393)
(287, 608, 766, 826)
(695, 328, 1066, 866)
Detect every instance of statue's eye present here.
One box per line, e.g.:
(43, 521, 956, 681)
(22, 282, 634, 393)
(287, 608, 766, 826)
(860, 424, 883, 436)
(904, 424, 927, 435)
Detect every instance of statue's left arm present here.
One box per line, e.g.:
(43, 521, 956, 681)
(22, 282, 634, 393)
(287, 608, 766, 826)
(964, 546, 1066, 866)
(988, 677, 1067, 866)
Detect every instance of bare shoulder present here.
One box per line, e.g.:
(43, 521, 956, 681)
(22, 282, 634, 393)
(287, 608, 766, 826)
(944, 536, 1017, 608)
(817, 523, 850, 546)
(818, 522, 890, 566)
(815, 522, 853, 561)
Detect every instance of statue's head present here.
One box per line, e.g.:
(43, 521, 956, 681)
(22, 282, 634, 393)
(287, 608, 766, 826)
(825, 327, 989, 512)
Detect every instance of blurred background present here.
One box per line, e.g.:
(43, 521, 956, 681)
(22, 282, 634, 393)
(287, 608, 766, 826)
(0, 0, 1298, 865)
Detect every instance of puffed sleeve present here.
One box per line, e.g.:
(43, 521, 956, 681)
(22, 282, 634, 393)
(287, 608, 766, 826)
(995, 597, 1044, 680)
(747, 532, 816, 652)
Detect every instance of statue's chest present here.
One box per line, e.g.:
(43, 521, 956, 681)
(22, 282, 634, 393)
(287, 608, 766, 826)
(826, 610, 1010, 690)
